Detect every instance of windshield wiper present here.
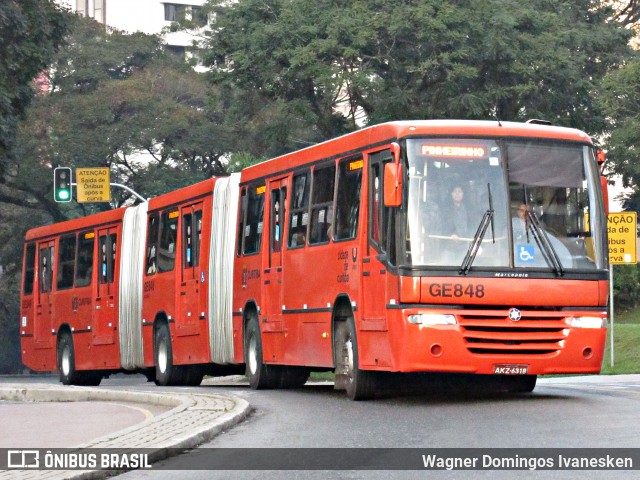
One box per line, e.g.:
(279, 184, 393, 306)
(460, 184, 495, 275)
(525, 210, 564, 277)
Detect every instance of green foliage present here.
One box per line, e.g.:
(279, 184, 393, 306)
(599, 55, 640, 209)
(202, 0, 632, 143)
(0, 0, 68, 170)
(612, 264, 640, 310)
(6, 17, 227, 216)
(601, 323, 640, 374)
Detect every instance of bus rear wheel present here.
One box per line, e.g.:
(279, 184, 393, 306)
(334, 318, 377, 401)
(277, 366, 310, 389)
(154, 323, 181, 386)
(182, 365, 204, 386)
(244, 317, 278, 389)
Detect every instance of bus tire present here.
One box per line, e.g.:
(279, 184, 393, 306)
(244, 317, 278, 389)
(58, 332, 80, 386)
(154, 323, 180, 386)
(503, 375, 537, 393)
(334, 318, 377, 401)
(278, 366, 310, 389)
(183, 366, 204, 386)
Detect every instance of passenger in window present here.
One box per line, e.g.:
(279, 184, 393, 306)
(512, 203, 530, 241)
(443, 185, 470, 239)
(291, 230, 306, 247)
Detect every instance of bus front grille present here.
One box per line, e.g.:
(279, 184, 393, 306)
(458, 311, 568, 356)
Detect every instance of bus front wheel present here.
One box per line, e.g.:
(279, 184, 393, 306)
(57, 333, 101, 386)
(334, 318, 377, 401)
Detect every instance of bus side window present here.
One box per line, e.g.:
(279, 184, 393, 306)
(194, 210, 202, 266)
(182, 210, 202, 268)
(183, 212, 193, 267)
(110, 233, 117, 283)
(158, 211, 178, 272)
(334, 158, 362, 241)
(237, 189, 247, 255)
(271, 189, 284, 253)
(99, 234, 117, 284)
(288, 172, 310, 248)
(57, 234, 76, 290)
(369, 162, 381, 246)
(146, 214, 159, 275)
(309, 165, 336, 245)
(368, 151, 392, 254)
(75, 231, 94, 287)
(23, 243, 36, 295)
(242, 184, 265, 255)
(40, 246, 53, 293)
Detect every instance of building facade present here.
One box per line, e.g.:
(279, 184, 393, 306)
(58, 0, 208, 54)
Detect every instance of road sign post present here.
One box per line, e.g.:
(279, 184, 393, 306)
(607, 211, 638, 367)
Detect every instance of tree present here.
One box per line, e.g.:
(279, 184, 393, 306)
(611, 0, 640, 28)
(4, 16, 230, 218)
(0, 0, 67, 374)
(0, 16, 230, 372)
(599, 56, 640, 210)
(201, 0, 632, 147)
(0, 0, 67, 171)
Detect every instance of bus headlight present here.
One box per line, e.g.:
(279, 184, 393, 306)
(569, 316, 607, 329)
(408, 314, 457, 325)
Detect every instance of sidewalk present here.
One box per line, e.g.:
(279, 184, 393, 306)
(0, 382, 250, 479)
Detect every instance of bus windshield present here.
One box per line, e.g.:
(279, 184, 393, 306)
(404, 138, 607, 272)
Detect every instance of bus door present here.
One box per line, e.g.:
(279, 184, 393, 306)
(361, 152, 390, 330)
(177, 203, 203, 337)
(263, 178, 288, 332)
(35, 241, 55, 347)
(93, 229, 117, 345)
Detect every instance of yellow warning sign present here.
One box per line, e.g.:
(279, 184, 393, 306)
(607, 212, 637, 264)
(76, 168, 111, 203)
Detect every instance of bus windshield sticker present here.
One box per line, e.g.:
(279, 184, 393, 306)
(517, 245, 535, 263)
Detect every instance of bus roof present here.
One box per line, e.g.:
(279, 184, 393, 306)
(25, 178, 221, 241)
(240, 120, 593, 184)
(25, 207, 127, 242)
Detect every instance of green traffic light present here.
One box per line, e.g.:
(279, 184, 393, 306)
(53, 167, 73, 202)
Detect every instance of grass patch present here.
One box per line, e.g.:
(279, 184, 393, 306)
(601, 322, 640, 374)
(611, 308, 640, 324)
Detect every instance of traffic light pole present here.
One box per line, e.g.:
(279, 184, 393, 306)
(110, 182, 148, 202)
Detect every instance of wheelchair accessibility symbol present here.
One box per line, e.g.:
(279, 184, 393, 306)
(517, 245, 535, 263)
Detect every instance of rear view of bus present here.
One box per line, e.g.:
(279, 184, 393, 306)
(365, 121, 608, 399)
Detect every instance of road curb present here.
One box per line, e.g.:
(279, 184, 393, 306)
(0, 383, 251, 479)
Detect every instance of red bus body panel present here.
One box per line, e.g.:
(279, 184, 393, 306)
(21, 121, 608, 382)
(21, 208, 126, 372)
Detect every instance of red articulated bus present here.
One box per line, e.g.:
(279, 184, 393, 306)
(21, 120, 610, 399)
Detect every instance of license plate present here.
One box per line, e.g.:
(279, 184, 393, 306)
(493, 364, 529, 375)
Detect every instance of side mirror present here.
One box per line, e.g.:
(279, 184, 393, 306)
(390, 142, 401, 164)
(384, 162, 403, 207)
(596, 150, 606, 172)
(601, 176, 609, 215)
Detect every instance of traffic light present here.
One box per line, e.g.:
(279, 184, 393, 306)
(53, 167, 73, 202)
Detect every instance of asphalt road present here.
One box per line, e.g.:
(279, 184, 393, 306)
(3, 374, 640, 479)
(119, 374, 640, 480)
